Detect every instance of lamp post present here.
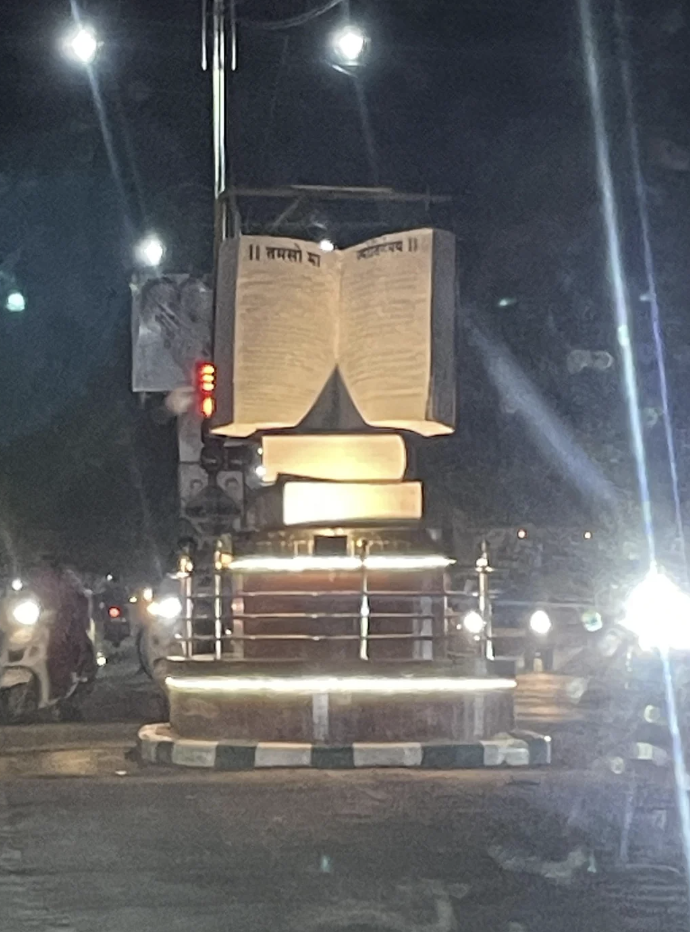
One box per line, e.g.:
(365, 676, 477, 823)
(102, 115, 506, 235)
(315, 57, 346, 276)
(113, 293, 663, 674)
(327, 24, 377, 184)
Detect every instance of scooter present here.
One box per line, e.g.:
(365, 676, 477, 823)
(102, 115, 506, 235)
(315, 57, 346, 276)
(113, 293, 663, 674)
(137, 581, 185, 684)
(0, 586, 99, 723)
(99, 600, 130, 648)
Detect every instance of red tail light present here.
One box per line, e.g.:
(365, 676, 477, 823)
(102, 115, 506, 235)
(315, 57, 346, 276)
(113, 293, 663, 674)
(108, 606, 121, 618)
(196, 361, 216, 419)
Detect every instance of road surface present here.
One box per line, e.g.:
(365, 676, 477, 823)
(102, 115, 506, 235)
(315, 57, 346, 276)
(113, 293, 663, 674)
(515, 674, 590, 726)
(1, 644, 686, 930)
(79, 640, 165, 724)
(1, 768, 682, 932)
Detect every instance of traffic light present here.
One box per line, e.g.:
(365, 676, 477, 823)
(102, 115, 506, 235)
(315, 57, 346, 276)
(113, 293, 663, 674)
(196, 361, 216, 420)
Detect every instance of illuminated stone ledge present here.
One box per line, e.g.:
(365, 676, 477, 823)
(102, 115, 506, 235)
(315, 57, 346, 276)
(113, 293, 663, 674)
(138, 723, 551, 770)
(228, 553, 452, 573)
(163, 660, 516, 743)
(166, 674, 515, 695)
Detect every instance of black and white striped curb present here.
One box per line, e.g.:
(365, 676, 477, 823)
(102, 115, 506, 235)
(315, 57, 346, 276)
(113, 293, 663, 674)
(138, 724, 551, 770)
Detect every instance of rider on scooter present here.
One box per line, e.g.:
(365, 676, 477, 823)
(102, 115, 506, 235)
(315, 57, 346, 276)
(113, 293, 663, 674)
(31, 556, 93, 699)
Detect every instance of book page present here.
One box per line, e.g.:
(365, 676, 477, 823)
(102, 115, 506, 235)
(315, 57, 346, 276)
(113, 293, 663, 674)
(283, 481, 422, 525)
(213, 236, 339, 436)
(262, 433, 407, 482)
(338, 229, 455, 436)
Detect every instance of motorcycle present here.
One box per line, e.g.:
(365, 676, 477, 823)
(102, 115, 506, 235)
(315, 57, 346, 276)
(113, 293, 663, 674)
(137, 580, 185, 683)
(99, 600, 130, 648)
(0, 585, 98, 723)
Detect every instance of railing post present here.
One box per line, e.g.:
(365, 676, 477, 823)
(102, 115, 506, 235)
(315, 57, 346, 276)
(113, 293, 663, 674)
(415, 596, 433, 660)
(182, 572, 193, 659)
(442, 569, 450, 648)
(476, 540, 494, 661)
(213, 543, 223, 660)
(232, 576, 245, 660)
(359, 541, 370, 661)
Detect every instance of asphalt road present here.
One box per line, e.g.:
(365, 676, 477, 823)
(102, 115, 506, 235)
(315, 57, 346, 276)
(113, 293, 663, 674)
(1, 768, 677, 932)
(79, 640, 166, 725)
(1, 643, 687, 930)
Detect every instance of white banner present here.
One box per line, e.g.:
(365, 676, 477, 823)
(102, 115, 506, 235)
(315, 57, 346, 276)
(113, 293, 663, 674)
(131, 274, 212, 392)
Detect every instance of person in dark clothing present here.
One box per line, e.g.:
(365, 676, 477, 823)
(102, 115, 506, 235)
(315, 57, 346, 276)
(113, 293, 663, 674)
(32, 558, 92, 699)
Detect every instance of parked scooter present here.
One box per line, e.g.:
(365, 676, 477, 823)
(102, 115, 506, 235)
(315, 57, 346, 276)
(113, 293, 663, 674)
(0, 582, 99, 723)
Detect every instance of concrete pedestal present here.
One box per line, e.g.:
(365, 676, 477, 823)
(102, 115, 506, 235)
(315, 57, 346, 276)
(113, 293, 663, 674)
(162, 660, 516, 744)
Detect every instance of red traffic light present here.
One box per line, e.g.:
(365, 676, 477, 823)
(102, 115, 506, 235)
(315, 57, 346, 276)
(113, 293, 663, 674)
(196, 361, 216, 419)
(108, 606, 121, 618)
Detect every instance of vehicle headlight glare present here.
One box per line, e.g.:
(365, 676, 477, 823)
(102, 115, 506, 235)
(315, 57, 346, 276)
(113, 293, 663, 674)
(462, 610, 485, 635)
(622, 569, 690, 652)
(12, 599, 41, 626)
(149, 596, 182, 620)
(529, 610, 552, 635)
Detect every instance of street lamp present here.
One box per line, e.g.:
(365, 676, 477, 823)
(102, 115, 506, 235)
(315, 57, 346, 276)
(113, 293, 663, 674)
(5, 291, 26, 313)
(62, 24, 99, 65)
(134, 234, 165, 269)
(529, 610, 552, 635)
(330, 25, 367, 68)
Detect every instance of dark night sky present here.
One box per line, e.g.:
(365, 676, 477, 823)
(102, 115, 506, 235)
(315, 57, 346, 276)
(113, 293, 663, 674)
(0, 0, 689, 574)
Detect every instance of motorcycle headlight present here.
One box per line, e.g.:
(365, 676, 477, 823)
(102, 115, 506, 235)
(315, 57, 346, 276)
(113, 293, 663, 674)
(622, 569, 690, 652)
(12, 598, 41, 626)
(529, 610, 552, 635)
(148, 596, 182, 621)
(462, 610, 485, 635)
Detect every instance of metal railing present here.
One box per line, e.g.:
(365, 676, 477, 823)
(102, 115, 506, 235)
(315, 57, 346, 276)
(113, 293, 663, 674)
(175, 570, 481, 663)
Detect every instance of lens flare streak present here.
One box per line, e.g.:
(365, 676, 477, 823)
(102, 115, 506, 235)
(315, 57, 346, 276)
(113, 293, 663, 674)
(578, 0, 655, 562)
(613, 0, 687, 580)
(581, 0, 690, 900)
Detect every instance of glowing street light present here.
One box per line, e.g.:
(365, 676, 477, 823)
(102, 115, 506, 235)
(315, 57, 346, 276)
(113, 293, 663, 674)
(135, 234, 165, 268)
(5, 291, 26, 313)
(330, 25, 367, 67)
(462, 611, 485, 635)
(319, 239, 335, 252)
(529, 610, 552, 636)
(62, 24, 100, 65)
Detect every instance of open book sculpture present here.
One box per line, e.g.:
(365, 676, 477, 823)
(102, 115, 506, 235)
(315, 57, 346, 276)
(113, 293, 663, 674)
(212, 229, 456, 439)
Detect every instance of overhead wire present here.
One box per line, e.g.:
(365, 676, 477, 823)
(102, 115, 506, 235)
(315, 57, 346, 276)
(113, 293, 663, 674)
(242, 0, 345, 31)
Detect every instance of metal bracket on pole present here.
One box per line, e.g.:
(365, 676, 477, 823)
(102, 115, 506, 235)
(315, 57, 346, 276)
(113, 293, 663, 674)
(212, 0, 227, 201)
